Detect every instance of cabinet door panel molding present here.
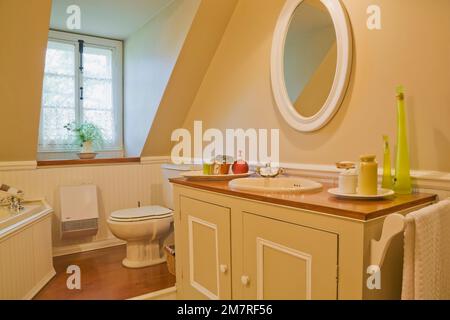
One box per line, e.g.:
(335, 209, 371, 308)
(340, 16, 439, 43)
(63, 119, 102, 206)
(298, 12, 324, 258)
(256, 237, 312, 300)
(188, 215, 220, 300)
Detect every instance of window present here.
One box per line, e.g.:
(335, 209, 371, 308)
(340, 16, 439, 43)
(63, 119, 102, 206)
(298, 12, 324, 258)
(39, 31, 123, 153)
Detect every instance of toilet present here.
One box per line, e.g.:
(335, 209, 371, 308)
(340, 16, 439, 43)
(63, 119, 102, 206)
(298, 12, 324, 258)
(107, 164, 191, 268)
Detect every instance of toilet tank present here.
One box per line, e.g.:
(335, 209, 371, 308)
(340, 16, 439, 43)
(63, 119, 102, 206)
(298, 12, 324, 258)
(162, 164, 194, 210)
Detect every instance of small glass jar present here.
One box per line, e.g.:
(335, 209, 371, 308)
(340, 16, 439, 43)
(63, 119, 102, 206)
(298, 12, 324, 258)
(203, 163, 213, 175)
(339, 169, 358, 194)
(219, 163, 231, 175)
(214, 155, 234, 175)
(212, 163, 221, 175)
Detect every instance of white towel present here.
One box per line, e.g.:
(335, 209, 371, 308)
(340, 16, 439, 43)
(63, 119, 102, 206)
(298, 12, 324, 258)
(402, 199, 450, 300)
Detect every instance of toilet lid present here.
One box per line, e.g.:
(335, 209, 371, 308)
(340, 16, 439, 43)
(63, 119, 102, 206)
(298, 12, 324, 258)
(111, 206, 172, 221)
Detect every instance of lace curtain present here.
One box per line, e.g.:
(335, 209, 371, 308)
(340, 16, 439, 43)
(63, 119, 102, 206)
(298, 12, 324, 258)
(39, 40, 119, 151)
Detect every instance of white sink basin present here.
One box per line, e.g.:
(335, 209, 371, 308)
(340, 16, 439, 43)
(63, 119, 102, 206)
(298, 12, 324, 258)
(229, 177, 322, 194)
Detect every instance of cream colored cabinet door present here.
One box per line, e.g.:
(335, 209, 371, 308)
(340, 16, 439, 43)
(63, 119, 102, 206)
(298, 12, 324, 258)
(179, 197, 231, 299)
(241, 213, 338, 300)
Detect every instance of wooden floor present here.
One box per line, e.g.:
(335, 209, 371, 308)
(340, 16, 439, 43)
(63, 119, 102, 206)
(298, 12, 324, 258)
(34, 245, 176, 300)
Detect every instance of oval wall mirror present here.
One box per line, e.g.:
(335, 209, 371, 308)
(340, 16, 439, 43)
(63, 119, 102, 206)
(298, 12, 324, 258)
(271, 0, 352, 132)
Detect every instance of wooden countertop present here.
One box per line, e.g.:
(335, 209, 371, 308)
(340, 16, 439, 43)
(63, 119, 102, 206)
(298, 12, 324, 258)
(170, 177, 437, 221)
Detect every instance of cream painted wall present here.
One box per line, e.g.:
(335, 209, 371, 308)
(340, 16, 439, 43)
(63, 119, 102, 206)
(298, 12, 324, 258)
(124, 0, 201, 157)
(180, 0, 450, 172)
(0, 0, 448, 174)
(0, 0, 51, 161)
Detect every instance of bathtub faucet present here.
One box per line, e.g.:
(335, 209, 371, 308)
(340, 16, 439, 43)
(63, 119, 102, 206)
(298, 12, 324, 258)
(0, 194, 24, 212)
(0, 184, 24, 212)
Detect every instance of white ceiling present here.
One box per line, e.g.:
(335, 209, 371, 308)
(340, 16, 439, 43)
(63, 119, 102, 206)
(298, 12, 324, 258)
(50, 0, 174, 40)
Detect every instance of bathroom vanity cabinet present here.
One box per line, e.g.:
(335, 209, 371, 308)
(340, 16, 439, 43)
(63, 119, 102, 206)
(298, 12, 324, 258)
(171, 178, 436, 300)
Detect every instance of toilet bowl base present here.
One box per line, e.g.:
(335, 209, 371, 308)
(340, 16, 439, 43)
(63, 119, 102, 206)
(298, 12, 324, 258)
(122, 257, 166, 269)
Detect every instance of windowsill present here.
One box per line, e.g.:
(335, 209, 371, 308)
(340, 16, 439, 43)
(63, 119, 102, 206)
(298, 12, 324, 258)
(37, 157, 141, 167)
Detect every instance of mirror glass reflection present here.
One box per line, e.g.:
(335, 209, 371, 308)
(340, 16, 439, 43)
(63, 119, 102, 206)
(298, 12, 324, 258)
(284, 0, 337, 118)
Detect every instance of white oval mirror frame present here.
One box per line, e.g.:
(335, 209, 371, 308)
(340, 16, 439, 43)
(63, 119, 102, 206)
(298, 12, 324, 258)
(271, 0, 353, 132)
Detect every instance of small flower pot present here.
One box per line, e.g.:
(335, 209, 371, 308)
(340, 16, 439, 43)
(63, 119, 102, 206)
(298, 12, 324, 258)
(78, 141, 97, 159)
(81, 141, 94, 153)
(77, 153, 98, 160)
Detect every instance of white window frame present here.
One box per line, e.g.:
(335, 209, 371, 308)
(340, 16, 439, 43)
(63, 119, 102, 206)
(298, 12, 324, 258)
(39, 30, 123, 154)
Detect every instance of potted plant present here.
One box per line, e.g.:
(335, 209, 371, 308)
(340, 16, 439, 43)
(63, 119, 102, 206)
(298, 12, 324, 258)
(64, 122, 104, 159)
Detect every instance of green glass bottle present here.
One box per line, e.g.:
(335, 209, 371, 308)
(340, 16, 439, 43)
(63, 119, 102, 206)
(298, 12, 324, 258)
(382, 135, 393, 190)
(394, 86, 412, 194)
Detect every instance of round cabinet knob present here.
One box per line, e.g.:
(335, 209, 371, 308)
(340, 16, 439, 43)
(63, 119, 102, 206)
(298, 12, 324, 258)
(241, 275, 250, 286)
(220, 264, 228, 274)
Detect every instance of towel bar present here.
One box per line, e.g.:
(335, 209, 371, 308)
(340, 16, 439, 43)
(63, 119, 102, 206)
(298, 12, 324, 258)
(370, 214, 405, 268)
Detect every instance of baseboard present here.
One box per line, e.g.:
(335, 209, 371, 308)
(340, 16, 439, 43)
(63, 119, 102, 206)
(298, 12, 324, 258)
(52, 238, 126, 257)
(24, 268, 56, 300)
(128, 286, 177, 300)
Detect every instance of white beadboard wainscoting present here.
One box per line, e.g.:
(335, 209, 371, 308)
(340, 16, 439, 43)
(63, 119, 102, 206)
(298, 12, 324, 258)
(0, 203, 54, 299)
(0, 157, 170, 256)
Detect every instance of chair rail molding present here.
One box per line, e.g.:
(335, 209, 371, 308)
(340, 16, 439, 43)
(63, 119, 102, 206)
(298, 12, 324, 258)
(140, 156, 172, 165)
(0, 161, 38, 171)
(0, 157, 172, 171)
(280, 162, 450, 192)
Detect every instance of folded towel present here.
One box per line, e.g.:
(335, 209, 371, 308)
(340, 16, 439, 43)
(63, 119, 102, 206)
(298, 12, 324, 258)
(402, 200, 450, 300)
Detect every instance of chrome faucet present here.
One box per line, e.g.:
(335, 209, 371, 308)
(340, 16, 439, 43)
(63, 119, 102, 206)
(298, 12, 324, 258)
(0, 193, 24, 212)
(256, 162, 284, 178)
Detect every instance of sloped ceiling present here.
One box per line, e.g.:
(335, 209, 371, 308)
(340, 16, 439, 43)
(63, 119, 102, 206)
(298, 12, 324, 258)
(50, 0, 174, 39)
(0, 0, 52, 161)
(124, 0, 203, 157)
